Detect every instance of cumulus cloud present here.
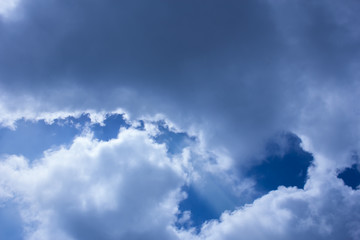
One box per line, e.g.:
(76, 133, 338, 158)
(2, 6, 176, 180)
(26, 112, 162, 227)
(0, 114, 359, 240)
(179, 160, 360, 240)
(0, 128, 186, 240)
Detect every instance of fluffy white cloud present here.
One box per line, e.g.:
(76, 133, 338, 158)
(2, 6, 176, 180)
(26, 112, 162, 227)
(0, 112, 359, 240)
(178, 158, 360, 240)
(0, 128, 186, 240)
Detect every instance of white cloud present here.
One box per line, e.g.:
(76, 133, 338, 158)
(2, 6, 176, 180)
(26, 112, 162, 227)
(175, 153, 360, 240)
(0, 111, 359, 240)
(0, 0, 20, 18)
(0, 128, 187, 240)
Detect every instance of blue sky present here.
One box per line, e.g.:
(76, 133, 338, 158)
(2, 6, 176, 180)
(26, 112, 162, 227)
(1, 1, 360, 239)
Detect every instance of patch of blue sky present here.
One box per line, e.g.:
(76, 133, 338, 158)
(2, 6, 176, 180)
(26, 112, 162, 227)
(134, 120, 145, 131)
(338, 164, 360, 190)
(0, 114, 91, 161)
(0, 113, 137, 161)
(178, 176, 243, 232)
(178, 132, 313, 230)
(90, 114, 130, 141)
(247, 132, 313, 193)
(0, 201, 23, 240)
(153, 121, 196, 155)
(177, 185, 219, 230)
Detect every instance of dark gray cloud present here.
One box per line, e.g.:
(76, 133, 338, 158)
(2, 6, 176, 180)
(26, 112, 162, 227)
(0, 0, 279, 87)
(0, 0, 359, 163)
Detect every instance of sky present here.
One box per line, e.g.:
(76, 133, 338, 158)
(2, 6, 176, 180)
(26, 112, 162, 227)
(0, 0, 360, 239)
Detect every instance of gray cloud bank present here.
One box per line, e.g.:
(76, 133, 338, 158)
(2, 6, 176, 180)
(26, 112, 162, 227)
(1, 0, 359, 162)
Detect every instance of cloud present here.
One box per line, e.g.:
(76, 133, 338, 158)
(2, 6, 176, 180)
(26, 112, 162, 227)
(0, 0, 359, 168)
(0, 113, 360, 240)
(180, 162, 360, 240)
(1, 1, 360, 239)
(0, 0, 20, 18)
(0, 0, 295, 161)
(0, 127, 186, 240)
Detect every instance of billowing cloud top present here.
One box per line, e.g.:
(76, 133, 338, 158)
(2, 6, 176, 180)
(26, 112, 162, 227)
(0, 0, 360, 239)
